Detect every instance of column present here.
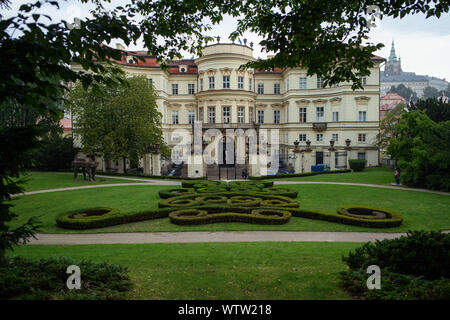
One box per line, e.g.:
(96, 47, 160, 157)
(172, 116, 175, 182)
(143, 153, 151, 174)
(329, 149, 336, 171)
(151, 153, 161, 176)
(117, 158, 125, 174)
(187, 153, 204, 178)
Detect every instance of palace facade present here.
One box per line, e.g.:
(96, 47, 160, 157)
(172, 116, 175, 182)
(73, 42, 385, 178)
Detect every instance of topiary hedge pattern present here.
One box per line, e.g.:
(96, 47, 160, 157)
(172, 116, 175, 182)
(56, 180, 404, 229)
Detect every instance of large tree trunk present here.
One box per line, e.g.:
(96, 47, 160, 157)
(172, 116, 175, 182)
(123, 157, 127, 174)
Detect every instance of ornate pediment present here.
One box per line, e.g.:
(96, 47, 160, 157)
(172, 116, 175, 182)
(206, 69, 216, 76)
(295, 99, 310, 105)
(355, 96, 371, 104)
(330, 97, 342, 104)
(256, 103, 267, 108)
(220, 68, 233, 76)
(312, 98, 328, 104)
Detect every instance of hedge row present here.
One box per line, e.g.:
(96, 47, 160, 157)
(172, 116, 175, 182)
(98, 172, 207, 180)
(56, 204, 403, 229)
(158, 192, 300, 208)
(288, 206, 403, 228)
(248, 169, 352, 180)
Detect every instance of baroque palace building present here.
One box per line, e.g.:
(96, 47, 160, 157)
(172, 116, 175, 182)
(73, 42, 385, 179)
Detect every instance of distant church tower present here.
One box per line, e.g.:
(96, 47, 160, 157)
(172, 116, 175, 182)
(384, 40, 403, 76)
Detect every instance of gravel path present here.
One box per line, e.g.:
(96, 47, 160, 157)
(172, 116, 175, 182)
(26, 230, 450, 245)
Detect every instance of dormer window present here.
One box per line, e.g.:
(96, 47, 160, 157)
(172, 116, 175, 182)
(179, 65, 187, 73)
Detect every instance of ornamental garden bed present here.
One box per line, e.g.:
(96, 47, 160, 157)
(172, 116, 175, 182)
(56, 180, 404, 229)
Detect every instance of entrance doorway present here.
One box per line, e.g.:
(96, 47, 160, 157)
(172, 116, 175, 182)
(316, 151, 324, 165)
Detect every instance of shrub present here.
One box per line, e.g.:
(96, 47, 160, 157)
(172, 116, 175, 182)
(249, 169, 351, 179)
(0, 256, 131, 300)
(29, 136, 80, 171)
(340, 231, 450, 300)
(348, 159, 367, 171)
(158, 188, 195, 199)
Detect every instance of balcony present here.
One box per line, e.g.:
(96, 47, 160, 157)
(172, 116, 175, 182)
(312, 122, 327, 131)
(201, 122, 257, 130)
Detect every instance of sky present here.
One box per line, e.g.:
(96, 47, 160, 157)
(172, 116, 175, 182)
(2, 0, 450, 81)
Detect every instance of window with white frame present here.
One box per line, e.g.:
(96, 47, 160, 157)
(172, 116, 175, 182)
(188, 110, 195, 124)
(359, 111, 367, 121)
(147, 78, 153, 88)
(299, 107, 307, 123)
(238, 107, 244, 123)
(188, 83, 195, 94)
(172, 110, 179, 124)
(332, 111, 339, 122)
(316, 133, 323, 142)
(332, 133, 338, 142)
(360, 77, 367, 86)
(223, 75, 230, 89)
(249, 78, 253, 91)
(208, 107, 215, 123)
(274, 110, 280, 124)
(299, 133, 307, 142)
(238, 76, 244, 89)
(199, 107, 203, 122)
(223, 106, 230, 123)
(172, 84, 178, 95)
(316, 106, 324, 122)
(209, 76, 215, 89)
(274, 83, 280, 94)
(257, 83, 264, 94)
(299, 77, 307, 89)
(249, 107, 253, 122)
(358, 152, 366, 160)
(200, 78, 203, 91)
(257, 110, 264, 124)
(286, 78, 290, 91)
(358, 133, 366, 142)
(317, 77, 323, 88)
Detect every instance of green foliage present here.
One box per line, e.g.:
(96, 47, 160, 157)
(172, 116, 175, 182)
(0, 256, 131, 300)
(408, 98, 450, 122)
(423, 86, 441, 99)
(69, 75, 164, 170)
(29, 136, 80, 171)
(386, 110, 450, 191)
(349, 159, 367, 171)
(341, 231, 450, 299)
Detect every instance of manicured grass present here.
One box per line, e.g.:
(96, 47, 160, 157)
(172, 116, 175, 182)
(9, 242, 359, 299)
(16, 171, 148, 192)
(276, 167, 395, 185)
(7, 184, 450, 233)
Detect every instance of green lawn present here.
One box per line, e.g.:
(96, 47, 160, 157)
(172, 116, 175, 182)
(7, 184, 450, 233)
(16, 171, 147, 192)
(9, 242, 359, 299)
(276, 167, 395, 185)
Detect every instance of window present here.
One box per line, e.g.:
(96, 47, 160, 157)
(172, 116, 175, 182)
(238, 107, 244, 123)
(332, 133, 338, 142)
(299, 77, 307, 89)
(316, 133, 323, 142)
(223, 75, 230, 89)
(316, 106, 324, 122)
(299, 134, 307, 142)
(188, 110, 195, 124)
(171, 84, 178, 95)
(257, 110, 264, 124)
(360, 77, 367, 86)
(209, 76, 215, 89)
(358, 152, 366, 160)
(199, 107, 203, 122)
(332, 111, 339, 122)
(358, 133, 366, 142)
(147, 78, 153, 88)
(200, 78, 203, 91)
(299, 107, 307, 123)
(188, 83, 195, 94)
(172, 110, 179, 124)
(249, 78, 253, 91)
(223, 106, 230, 123)
(208, 107, 215, 123)
(317, 77, 323, 88)
(274, 110, 280, 124)
(359, 111, 367, 122)
(286, 79, 290, 91)
(257, 83, 264, 94)
(238, 76, 244, 89)
(249, 107, 254, 122)
(274, 83, 280, 94)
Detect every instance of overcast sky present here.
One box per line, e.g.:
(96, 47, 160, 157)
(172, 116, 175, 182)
(2, 0, 450, 81)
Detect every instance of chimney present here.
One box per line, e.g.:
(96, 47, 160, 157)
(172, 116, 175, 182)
(116, 43, 125, 50)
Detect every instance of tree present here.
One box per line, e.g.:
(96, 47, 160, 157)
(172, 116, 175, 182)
(386, 110, 450, 191)
(388, 84, 418, 102)
(423, 86, 441, 99)
(408, 98, 450, 122)
(69, 76, 164, 173)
